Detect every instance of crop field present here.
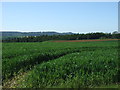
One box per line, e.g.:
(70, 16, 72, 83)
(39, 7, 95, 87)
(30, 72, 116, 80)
(2, 39, 120, 88)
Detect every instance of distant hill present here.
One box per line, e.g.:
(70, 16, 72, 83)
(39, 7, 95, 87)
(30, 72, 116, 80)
(1, 31, 74, 39)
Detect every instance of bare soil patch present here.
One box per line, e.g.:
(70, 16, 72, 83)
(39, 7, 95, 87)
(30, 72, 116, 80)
(52, 39, 120, 42)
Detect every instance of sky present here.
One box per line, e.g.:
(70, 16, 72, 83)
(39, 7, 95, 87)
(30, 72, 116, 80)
(1, 2, 118, 33)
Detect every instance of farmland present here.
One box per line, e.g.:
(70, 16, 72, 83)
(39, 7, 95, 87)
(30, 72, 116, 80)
(2, 39, 120, 88)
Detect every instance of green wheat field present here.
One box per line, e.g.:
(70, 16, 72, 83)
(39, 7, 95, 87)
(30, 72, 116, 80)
(2, 40, 120, 88)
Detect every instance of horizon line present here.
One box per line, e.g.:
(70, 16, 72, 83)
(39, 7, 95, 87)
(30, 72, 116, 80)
(0, 30, 117, 34)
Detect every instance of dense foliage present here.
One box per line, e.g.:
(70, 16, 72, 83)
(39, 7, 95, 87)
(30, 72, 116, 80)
(2, 32, 120, 42)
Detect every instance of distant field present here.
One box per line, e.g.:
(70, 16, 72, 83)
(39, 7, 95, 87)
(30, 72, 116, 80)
(52, 39, 120, 42)
(2, 39, 120, 88)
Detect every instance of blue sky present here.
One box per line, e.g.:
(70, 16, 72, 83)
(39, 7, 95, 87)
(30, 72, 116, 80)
(2, 2, 118, 33)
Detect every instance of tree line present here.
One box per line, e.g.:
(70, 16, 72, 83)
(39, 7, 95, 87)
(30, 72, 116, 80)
(2, 32, 120, 42)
